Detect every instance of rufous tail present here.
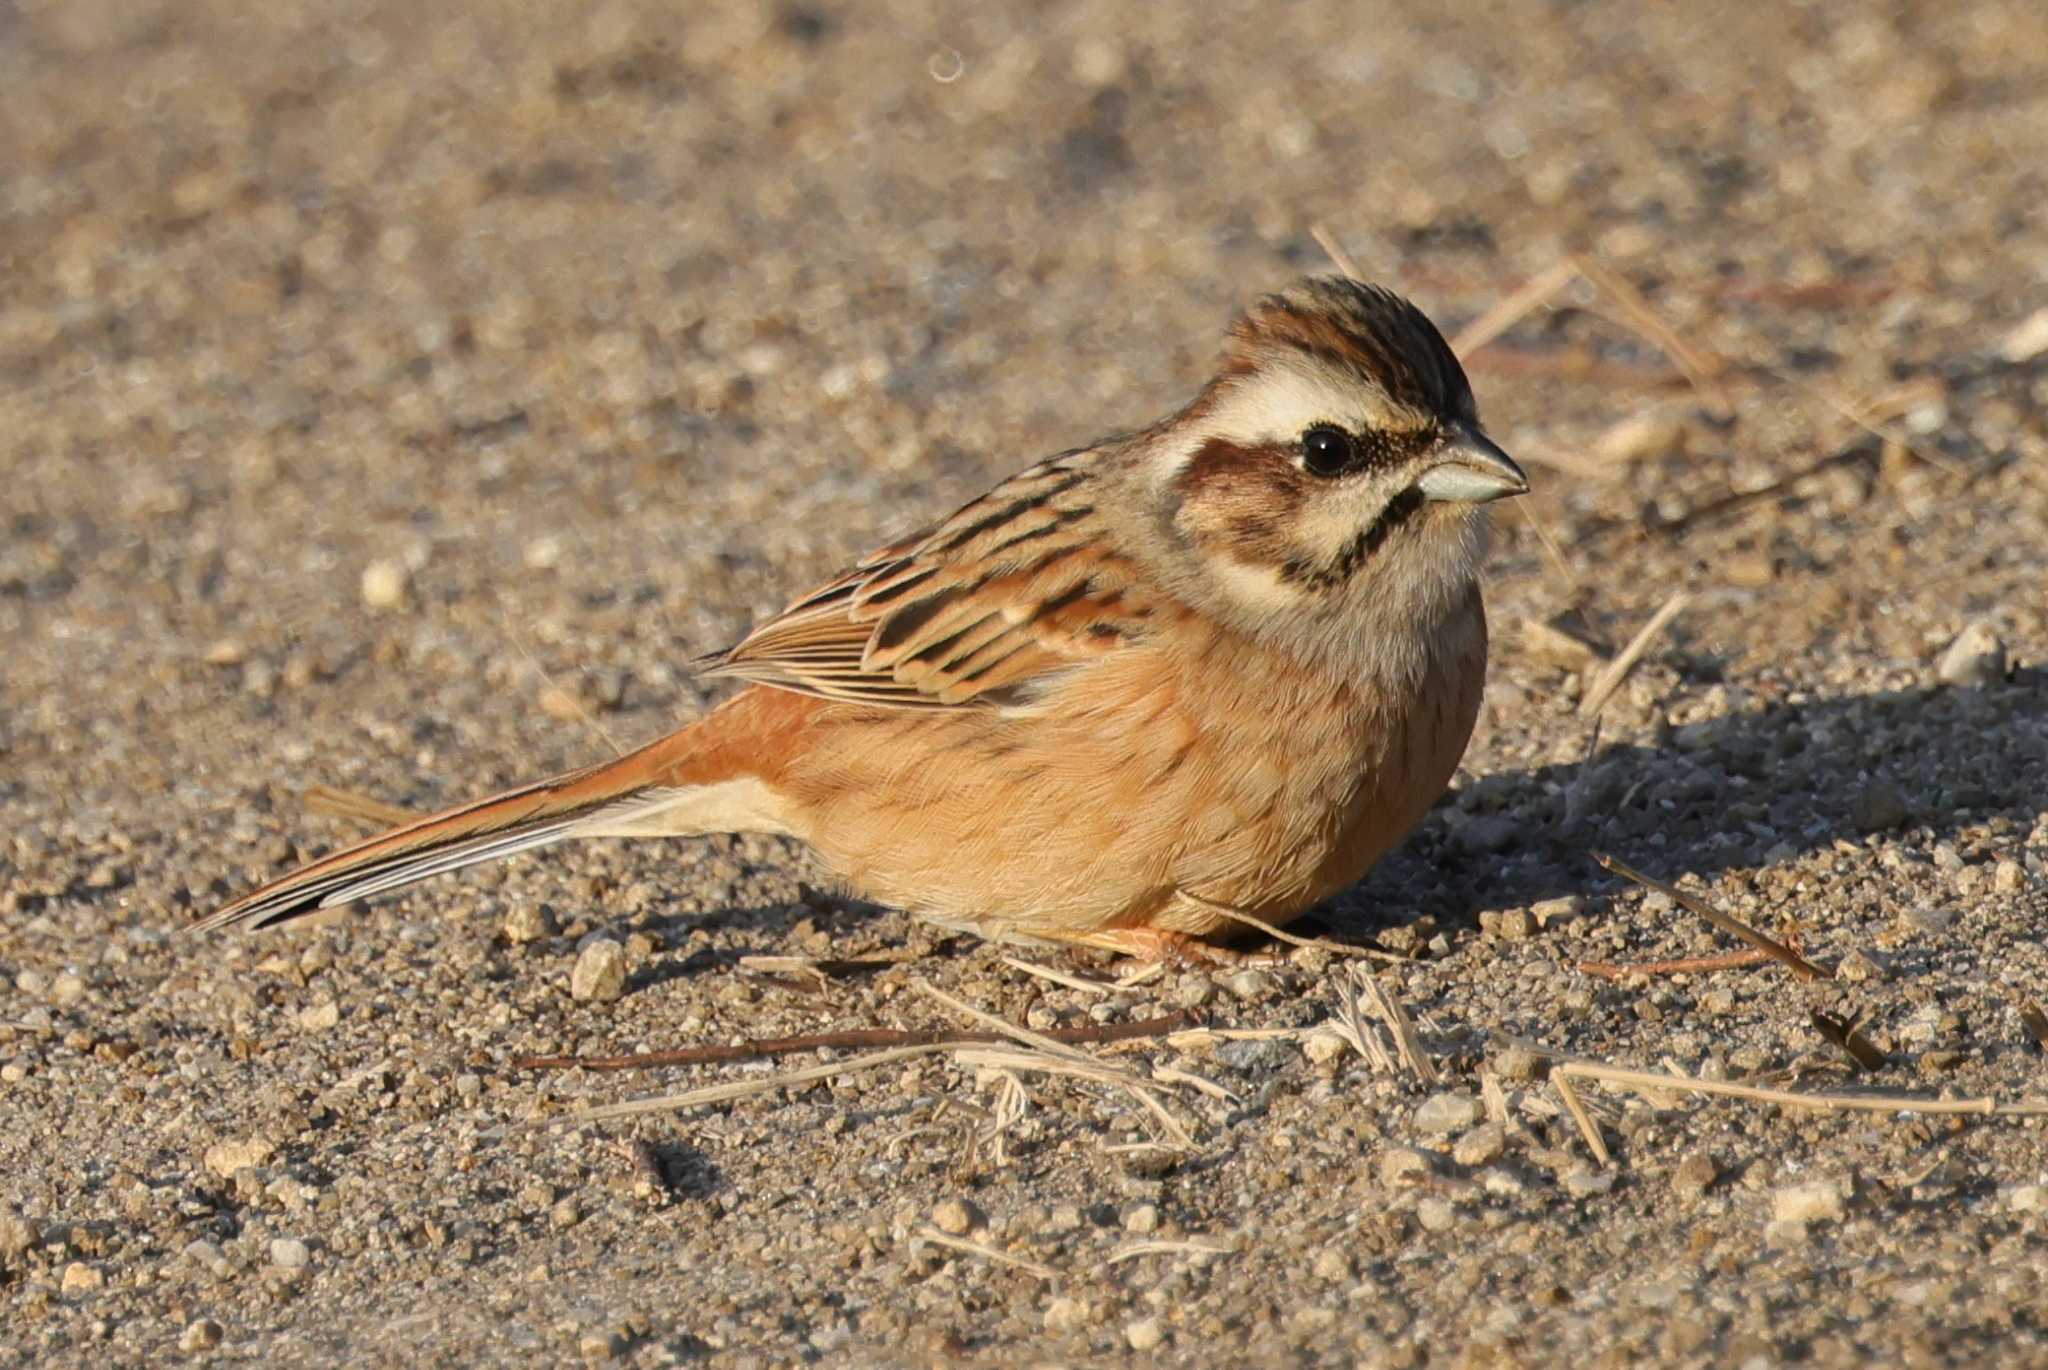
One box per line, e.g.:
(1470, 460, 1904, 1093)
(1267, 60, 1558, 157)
(197, 690, 796, 932)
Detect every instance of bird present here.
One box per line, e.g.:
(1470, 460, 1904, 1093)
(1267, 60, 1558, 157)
(198, 275, 1526, 962)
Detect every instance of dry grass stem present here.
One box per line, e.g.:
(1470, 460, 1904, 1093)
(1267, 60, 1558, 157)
(1450, 260, 1580, 359)
(1552, 1072, 1613, 1167)
(1770, 367, 1966, 478)
(914, 981, 1101, 1067)
(1355, 966, 1439, 1086)
(565, 1044, 952, 1123)
(1105, 1238, 1237, 1265)
(1179, 892, 1411, 961)
(1309, 222, 1366, 282)
(1579, 591, 1691, 719)
(1331, 971, 1397, 1073)
(1000, 955, 1113, 995)
(1560, 1061, 2048, 1118)
(911, 1227, 1059, 1280)
(1150, 1064, 1239, 1104)
(1480, 1070, 1511, 1128)
(1570, 255, 1732, 415)
(1595, 852, 1830, 982)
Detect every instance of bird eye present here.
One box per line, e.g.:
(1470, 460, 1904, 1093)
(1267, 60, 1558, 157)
(1300, 426, 1353, 477)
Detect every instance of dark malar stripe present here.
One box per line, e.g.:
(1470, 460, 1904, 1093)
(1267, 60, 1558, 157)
(1282, 486, 1426, 589)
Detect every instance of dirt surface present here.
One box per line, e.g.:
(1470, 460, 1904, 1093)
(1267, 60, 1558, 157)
(5, 0, 2048, 1364)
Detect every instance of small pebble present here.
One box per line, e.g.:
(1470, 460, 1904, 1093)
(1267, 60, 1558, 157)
(930, 1198, 979, 1236)
(1224, 969, 1274, 1000)
(1562, 1168, 1615, 1199)
(359, 558, 410, 610)
(1043, 1296, 1090, 1334)
(1992, 860, 2026, 894)
(1378, 1147, 1433, 1188)
(203, 638, 246, 666)
(182, 1239, 229, 1278)
(1672, 1154, 1718, 1200)
(203, 1136, 277, 1180)
(503, 903, 559, 944)
(1492, 910, 1533, 941)
(1125, 1316, 1166, 1352)
(578, 1330, 619, 1362)
(61, 1261, 104, 1293)
(569, 938, 627, 1003)
(1773, 1179, 1846, 1225)
(2000, 306, 2048, 363)
(1413, 1091, 1483, 1136)
(1120, 1203, 1160, 1235)
(1936, 620, 2005, 687)
(1312, 1247, 1354, 1281)
(551, 1199, 582, 1229)
(179, 1319, 224, 1352)
(1301, 1027, 1349, 1065)
(1456, 816, 1518, 856)
(1452, 1124, 1505, 1168)
(0, 1209, 34, 1259)
(269, 1237, 309, 1269)
(50, 973, 87, 1007)
(1493, 1047, 1546, 1082)
(1852, 782, 1908, 833)
(1416, 1197, 1457, 1232)
(1173, 973, 1214, 1009)
(296, 1000, 340, 1032)
(2008, 1185, 2046, 1214)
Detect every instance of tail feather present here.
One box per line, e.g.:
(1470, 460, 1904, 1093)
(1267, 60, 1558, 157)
(199, 737, 704, 932)
(198, 686, 810, 934)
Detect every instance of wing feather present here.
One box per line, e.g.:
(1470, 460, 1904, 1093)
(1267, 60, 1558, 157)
(702, 453, 1154, 708)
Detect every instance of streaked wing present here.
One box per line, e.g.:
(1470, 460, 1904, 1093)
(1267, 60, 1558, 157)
(703, 453, 1155, 707)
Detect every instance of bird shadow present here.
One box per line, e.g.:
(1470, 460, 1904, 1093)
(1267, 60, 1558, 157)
(599, 674, 2045, 971)
(1318, 669, 2048, 940)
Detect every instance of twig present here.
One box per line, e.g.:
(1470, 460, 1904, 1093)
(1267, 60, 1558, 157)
(1594, 852, 1830, 982)
(513, 1010, 1195, 1071)
(1578, 592, 1691, 719)
(1558, 1061, 2048, 1118)
(911, 1227, 1059, 1280)
(1552, 1071, 1612, 1167)
(1575, 946, 1783, 980)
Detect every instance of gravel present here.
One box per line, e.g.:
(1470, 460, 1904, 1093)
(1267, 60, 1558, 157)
(5, 0, 2048, 1365)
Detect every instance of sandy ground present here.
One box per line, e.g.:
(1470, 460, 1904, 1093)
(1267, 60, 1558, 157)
(5, 0, 2048, 1364)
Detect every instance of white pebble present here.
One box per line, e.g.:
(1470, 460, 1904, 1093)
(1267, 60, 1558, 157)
(1125, 1316, 1165, 1352)
(359, 558, 410, 609)
(569, 938, 627, 1003)
(1773, 1179, 1846, 1225)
